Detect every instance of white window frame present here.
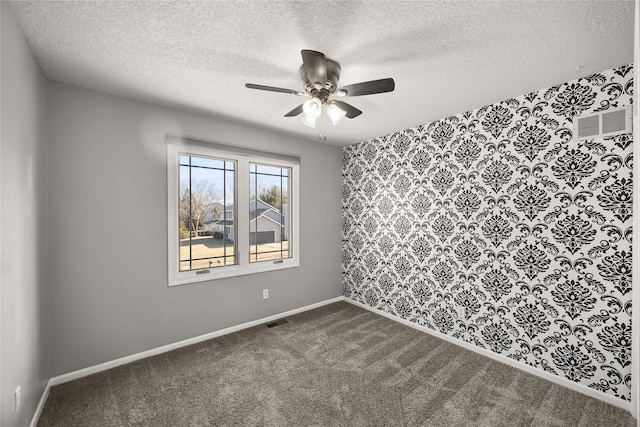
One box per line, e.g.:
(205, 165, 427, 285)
(167, 136, 300, 286)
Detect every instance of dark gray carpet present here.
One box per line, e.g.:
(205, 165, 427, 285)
(38, 301, 636, 426)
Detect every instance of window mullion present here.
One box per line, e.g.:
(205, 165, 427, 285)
(188, 156, 193, 271)
(236, 158, 250, 267)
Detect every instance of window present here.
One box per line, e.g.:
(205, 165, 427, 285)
(167, 136, 299, 286)
(249, 163, 291, 262)
(178, 154, 236, 271)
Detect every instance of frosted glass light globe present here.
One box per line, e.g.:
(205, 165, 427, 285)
(302, 97, 322, 119)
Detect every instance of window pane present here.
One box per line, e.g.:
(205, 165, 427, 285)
(191, 156, 225, 169)
(179, 154, 236, 271)
(255, 164, 284, 176)
(249, 162, 291, 263)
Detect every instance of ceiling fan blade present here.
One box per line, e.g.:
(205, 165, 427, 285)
(332, 100, 362, 119)
(284, 104, 304, 117)
(301, 50, 327, 87)
(340, 78, 395, 97)
(245, 83, 305, 96)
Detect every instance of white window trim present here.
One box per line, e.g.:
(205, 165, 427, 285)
(167, 136, 300, 286)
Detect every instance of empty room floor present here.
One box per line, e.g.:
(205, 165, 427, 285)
(37, 301, 636, 426)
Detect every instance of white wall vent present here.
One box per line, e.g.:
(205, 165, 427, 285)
(573, 105, 633, 140)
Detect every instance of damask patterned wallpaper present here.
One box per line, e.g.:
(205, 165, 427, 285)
(342, 64, 634, 401)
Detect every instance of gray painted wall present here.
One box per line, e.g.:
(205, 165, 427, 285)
(1, 3, 51, 426)
(47, 82, 343, 376)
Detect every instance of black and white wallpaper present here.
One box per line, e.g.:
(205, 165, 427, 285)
(342, 64, 634, 401)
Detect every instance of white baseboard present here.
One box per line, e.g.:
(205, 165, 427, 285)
(30, 296, 343, 426)
(30, 379, 51, 427)
(344, 297, 633, 413)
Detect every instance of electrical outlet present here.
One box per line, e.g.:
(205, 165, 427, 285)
(263, 289, 269, 299)
(457, 307, 465, 319)
(15, 386, 21, 413)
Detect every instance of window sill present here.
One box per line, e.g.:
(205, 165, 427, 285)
(168, 258, 300, 287)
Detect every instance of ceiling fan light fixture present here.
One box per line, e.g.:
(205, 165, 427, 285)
(245, 49, 395, 136)
(327, 102, 347, 125)
(302, 97, 322, 119)
(300, 114, 317, 128)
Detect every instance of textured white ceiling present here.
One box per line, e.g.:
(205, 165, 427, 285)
(9, 1, 635, 146)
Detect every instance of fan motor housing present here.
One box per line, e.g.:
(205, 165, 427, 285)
(300, 58, 341, 96)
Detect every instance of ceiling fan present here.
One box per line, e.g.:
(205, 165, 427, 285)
(245, 50, 395, 139)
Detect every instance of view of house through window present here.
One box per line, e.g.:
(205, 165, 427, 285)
(179, 154, 236, 271)
(249, 163, 291, 262)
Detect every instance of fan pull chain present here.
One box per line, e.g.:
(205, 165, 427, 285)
(319, 105, 327, 141)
